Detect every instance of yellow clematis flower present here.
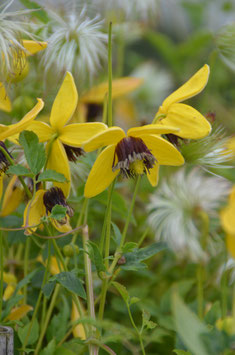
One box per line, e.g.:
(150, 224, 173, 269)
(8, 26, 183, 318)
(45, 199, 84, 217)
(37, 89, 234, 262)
(0, 175, 26, 217)
(0, 40, 47, 112)
(155, 64, 211, 139)
(26, 72, 107, 197)
(0, 98, 44, 198)
(220, 186, 235, 258)
(83, 124, 185, 198)
(23, 187, 73, 235)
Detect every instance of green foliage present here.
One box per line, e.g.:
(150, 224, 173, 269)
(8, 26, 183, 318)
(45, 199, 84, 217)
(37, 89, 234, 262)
(50, 272, 86, 299)
(7, 165, 33, 177)
(18, 319, 39, 346)
(50, 205, 67, 221)
(37, 170, 67, 183)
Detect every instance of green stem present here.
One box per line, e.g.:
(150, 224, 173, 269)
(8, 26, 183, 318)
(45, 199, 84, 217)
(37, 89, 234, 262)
(221, 251, 228, 320)
(137, 227, 150, 248)
(22, 240, 52, 351)
(23, 237, 31, 304)
(107, 22, 113, 128)
(82, 225, 98, 355)
(116, 28, 125, 78)
(127, 306, 146, 355)
(196, 210, 209, 320)
(152, 113, 166, 124)
(0, 231, 3, 321)
(0, 145, 32, 199)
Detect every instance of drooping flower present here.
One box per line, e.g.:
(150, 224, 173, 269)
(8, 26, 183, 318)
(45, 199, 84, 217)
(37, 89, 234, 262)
(25, 72, 107, 197)
(23, 186, 73, 235)
(0, 98, 44, 198)
(148, 168, 231, 261)
(154, 64, 211, 139)
(0, 38, 47, 112)
(40, 6, 107, 81)
(83, 124, 184, 198)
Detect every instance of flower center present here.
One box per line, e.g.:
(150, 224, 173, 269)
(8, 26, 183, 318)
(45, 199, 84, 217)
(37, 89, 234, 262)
(63, 144, 85, 162)
(0, 141, 13, 174)
(112, 136, 156, 178)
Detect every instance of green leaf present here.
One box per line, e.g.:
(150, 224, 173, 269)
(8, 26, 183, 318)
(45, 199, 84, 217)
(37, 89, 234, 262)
(142, 309, 157, 330)
(130, 297, 140, 305)
(19, 0, 49, 23)
(87, 241, 107, 275)
(19, 131, 46, 175)
(42, 280, 56, 298)
(7, 165, 33, 177)
(122, 242, 167, 271)
(14, 270, 37, 294)
(112, 281, 130, 304)
(18, 319, 39, 346)
(172, 292, 210, 355)
(121, 242, 138, 254)
(40, 339, 56, 355)
(37, 170, 67, 183)
(50, 205, 67, 221)
(111, 222, 122, 246)
(174, 350, 192, 355)
(51, 272, 86, 299)
(55, 346, 76, 355)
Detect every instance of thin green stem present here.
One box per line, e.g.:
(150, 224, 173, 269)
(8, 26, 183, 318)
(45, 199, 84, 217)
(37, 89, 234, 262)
(137, 227, 150, 248)
(221, 251, 228, 320)
(116, 28, 125, 78)
(22, 240, 52, 351)
(102, 94, 108, 125)
(107, 22, 112, 128)
(127, 307, 146, 355)
(0, 145, 32, 199)
(152, 113, 166, 124)
(0, 231, 3, 321)
(23, 237, 31, 304)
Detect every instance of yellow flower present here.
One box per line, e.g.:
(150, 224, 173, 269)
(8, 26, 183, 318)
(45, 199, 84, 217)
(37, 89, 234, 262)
(23, 187, 73, 235)
(221, 186, 235, 258)
(155, 64, 211, 139)
(0, 175, 26, 217)
(0, 40, 47, 112)
(26, 72, 107, 197)
(84, 124, 184, 198)
(0, 98, 44, 198)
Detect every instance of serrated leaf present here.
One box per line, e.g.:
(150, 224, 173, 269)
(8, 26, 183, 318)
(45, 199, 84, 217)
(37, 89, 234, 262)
(51, 272, 86, 299)
(7, 165, 32, 177)
(121, 242, 138, 254)
(172, 292, 210, 355)
(19, 131, 46, 175)
(50, 205, 67, 220)
(112, 281, 130, 304)
(18, 319, 39, 345)
(122, 242, 167, 271)
(40, 339, 56, 355)
(87, 241, 106, 275)
(37, 170, 67, 183)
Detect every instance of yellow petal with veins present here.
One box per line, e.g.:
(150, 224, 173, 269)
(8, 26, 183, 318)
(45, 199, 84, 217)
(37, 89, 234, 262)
(127, 124, 179, 137)
(85, 145, 118, 198)
(0, 98, 44, 141)
(161, 103, 211, 139)
(81, 77, 143, 104)
(161, 64, 210, 110)
(46, 139, 71, 197)
(59, 122, 107, 147)
(83, 127, 125, 152)
(140, 134, 184, 166)
(0, 83, 11, 112)
(23, 190, 46, 235)
(22, 40, 47, 56)
(146, 163, 159, 187)
(50, 72, 78, 129)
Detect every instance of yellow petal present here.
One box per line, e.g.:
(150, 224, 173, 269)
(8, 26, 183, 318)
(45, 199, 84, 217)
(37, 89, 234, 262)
(127, 124, 180, 137)
(3, 272, 17, 284)
(50, 72, 78, 129)
(146, 163, 159, 187)
(0, 98, 44, 141)
(161, 64, 210, 110)
(3, 284, 15, 301)
(0, 83, 11, 112)
(46, 139, 71, 197)
(71, 300, 86, 339)
(81, 77, 143, 104)
(85, 145, 118, 198)
(140, 134, 185, 166)
(1, 176, 25, 217)
(25, 121, 53, 142)
(7, 305, 33, 321)
(52, 218, 72, 234)
(37, 255, 63, 275)
(59, 122, 107, 147)
(23, 190, 46, 235)
(83, 127, 125, 152)
(161, 103, 211, 139)
(22, 40, 47, 56)
(221, 202, 235, 235)
(226, 234, 235, 259)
